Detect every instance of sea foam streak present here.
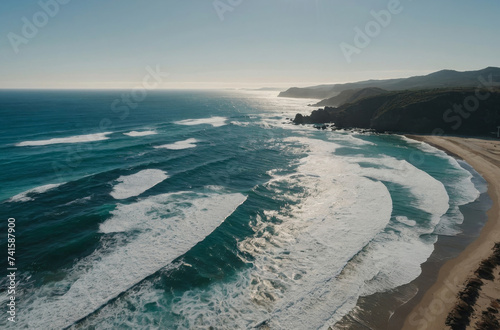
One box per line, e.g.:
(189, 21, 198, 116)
(110, 169, 168, 199)
(174, 116, 227, 127)
(403, 136, 481, 235)
(64, 137, 392, 329)
(53, 133, 479, 329)
(123, 130, 157, 137)
(256, 137, 444, 328)
(132, 136, 453, 329)
(154, 138, 199, 150)
(116, 137, 394, 329)
(8, 183, 65, 202)
(405, 137, 480, 206)
(16, 132, 113, 146)
(264, 138, 450, 328)
(19, 191, 247, 329)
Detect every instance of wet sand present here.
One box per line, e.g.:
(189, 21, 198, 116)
(401, 135, 500, 329)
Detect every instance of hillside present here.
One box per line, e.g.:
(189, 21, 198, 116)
(293, 88, 500, 136)
(312, 87, 388, 107)
(277, 85, 342, 99)
(280, 67, 500, 99)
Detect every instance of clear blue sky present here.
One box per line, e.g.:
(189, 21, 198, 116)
(1, 0, 499, 89)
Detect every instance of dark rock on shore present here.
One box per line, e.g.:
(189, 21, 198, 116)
(446, 243, 500, 329)
(446, 278, 483, 329)
(293, 88, 500, 137)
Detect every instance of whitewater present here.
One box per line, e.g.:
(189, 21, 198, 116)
(0, 90, 483, 329)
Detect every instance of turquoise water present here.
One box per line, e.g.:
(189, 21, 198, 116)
(0, 90, 484, 329)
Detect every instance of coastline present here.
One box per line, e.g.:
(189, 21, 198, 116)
(400, 135, 500, 329)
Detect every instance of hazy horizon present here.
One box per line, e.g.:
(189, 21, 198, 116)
(0, 66, 495, 91)
(2, 0, 500, 89)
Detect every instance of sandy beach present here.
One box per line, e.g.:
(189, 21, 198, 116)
(402, 135, 500, 329)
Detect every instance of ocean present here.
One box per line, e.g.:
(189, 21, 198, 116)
(0, 90, 485, 329)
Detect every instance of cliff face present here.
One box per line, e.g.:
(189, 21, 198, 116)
(294, 89, 500, 136)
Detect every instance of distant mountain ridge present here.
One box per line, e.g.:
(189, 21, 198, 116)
(279, 67, 500, 99)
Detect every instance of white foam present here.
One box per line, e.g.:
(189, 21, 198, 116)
(459, 160, 488, 195)
(19, 191, 247, 329)
(264, 181, 393, 329)
(258, 137, 450, 328)
(402, 136, 481, 237)
(110, 169, 168, 199)
(154, 138, 199, 150)
(55, 134, 466, 329)
(152, 137, 452, 329)
(396, 215, 416, 227)
(348, 155, 450, 225)
(230, 121, 251, 127)
(62, 196, 92, 206)
(267, 136, 482, 328)
(446, 159, 480, 206)
(174, 116, 227, 127)
(89, 137, 393, 329)
(327, 133, 376, 146)
(403, 136, 480, 206)
(16, 132, 112, 146)
(8, 183, 65, 202)
(433, 205, 463, 236)
(123, 130, 157, 137)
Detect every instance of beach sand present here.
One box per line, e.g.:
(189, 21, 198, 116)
(402, 135, 500, 330)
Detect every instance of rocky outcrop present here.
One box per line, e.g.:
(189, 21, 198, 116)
(293, 88, 500, 136)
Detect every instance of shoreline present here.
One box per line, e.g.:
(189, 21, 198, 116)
(334, 135, 490, 330)
(400, 135, 500, 329)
